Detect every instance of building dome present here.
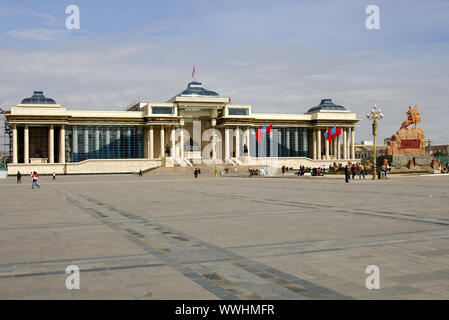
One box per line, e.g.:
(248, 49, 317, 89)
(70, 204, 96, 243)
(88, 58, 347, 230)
(177, 81, 219, 97)
(307, 99, 346, 113)
(21, 91, 56, 104)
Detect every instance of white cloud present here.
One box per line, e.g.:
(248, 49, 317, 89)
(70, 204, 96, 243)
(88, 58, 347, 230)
(6, 28, 66, 41)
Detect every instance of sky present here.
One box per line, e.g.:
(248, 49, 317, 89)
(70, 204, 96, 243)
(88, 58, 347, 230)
(1, 0, 449, 146)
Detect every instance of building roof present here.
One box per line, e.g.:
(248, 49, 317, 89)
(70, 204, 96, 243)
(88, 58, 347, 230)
(21, 91, 56, 104)
(307, 99, 346, 113)
(177, 81, 219, 97)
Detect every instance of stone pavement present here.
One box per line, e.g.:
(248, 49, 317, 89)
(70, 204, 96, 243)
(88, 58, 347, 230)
(0, 173, 449, 299)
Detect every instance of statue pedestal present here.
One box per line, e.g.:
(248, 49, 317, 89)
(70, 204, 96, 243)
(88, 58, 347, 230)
(387, 127, 426, 155)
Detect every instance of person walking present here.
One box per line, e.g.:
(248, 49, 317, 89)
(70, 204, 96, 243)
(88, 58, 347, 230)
(31, 172, 35, 189)
(31, 171, 40, 189)
(52, 172, 56, 181)
(344, 165, 350, 183)
(138, 169, 143, 177)
(351, 163, 356, 179)
(194, 168, 199, 178)
(17, 171, 22, 184)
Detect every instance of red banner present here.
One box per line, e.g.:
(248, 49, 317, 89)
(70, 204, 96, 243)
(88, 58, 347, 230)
(400, 139, 420, 149)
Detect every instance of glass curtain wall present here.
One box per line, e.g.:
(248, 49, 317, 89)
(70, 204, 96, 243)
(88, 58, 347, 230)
(65, 125, 143, 162)
(250, 127, 309, 157)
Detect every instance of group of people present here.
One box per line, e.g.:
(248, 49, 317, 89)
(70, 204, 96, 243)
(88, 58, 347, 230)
(281, 166, 294, 174)
(16, 171, 57, 188)
(344, 163, 368, 182)
(248, 168, 268, 176)
(297, 166, 326, 176)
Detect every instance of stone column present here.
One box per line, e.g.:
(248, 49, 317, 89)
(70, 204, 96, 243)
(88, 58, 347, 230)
(212, 134, 217, 160)
(105, 127, 110, 159)
(116, 128, 121, 157)
(180, 126, 184, 159)
(84, 127, 89, 158)
(12, 124, 18, 164)
(333, 137, 337, 159)
(95, 127, 100, 158)
(225, 128, 230, 159)
(343, 128, 347, 159)
(59, 125, 65, 163)
(48, 124, 54, 163)
(170, 126, 176, 157)
(346, 128, 351, 159)
(316, 128, 321, 160)
(312, 128, 317, 160)
(351, 127, 355, 159)
(337, 134, 341, 159)
(73, 126, 78, 161)
(126, 127, 131, 158)
(160, 125, 165, 158)
(246, 127, 250, 156)
(149, 126, 154, 159)
(24, 124, 29, 164)
(235, 126, 240, 158)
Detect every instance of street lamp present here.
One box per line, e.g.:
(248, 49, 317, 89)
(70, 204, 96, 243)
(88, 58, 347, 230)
(426, 136, 433, 155)
(366, 105, 384, 180)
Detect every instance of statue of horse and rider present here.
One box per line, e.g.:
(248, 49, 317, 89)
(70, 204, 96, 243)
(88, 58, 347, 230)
(400, 105, 421, 130)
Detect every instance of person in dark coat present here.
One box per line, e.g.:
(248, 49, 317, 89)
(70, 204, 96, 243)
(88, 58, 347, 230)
(344, 165, 350, 183)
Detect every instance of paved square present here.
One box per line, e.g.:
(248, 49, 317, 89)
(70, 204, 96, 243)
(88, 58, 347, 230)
(1, 173, 449, 299)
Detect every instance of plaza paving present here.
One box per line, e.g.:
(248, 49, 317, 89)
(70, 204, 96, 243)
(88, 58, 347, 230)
(0, 172, 449, 299)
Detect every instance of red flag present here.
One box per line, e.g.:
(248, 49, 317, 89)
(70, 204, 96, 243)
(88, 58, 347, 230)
(266, 124, 272, 134)
(256, 125, 262, 143)
(336, 126, 341, 137)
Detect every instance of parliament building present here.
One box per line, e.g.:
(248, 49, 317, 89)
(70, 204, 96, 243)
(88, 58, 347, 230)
(6, 81, 359, 174)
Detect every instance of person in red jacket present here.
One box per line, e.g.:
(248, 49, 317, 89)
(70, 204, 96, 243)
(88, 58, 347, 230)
(32, 171, 40, 189)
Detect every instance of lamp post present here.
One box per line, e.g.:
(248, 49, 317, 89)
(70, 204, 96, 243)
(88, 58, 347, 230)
(366, 105, 384, 180)
(426, 136, 433, 155)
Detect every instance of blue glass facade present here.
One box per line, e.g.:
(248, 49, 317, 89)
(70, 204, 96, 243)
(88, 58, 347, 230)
(250, 127, 309, 157)
(65, 125, 143, 162)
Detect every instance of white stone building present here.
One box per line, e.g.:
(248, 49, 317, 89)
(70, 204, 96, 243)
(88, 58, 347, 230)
(6, 82, 359, 174)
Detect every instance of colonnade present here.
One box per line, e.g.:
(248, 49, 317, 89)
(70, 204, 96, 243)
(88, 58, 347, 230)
(311, 127, 355, 160)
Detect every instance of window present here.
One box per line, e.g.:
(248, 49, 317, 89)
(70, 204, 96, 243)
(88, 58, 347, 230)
(228, 108, 249, 116)
(152, 106, 173, 114)
(65, 125, 143, 162)
(249, 127, 309, 158)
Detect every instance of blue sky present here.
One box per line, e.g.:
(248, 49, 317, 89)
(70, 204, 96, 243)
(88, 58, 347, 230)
(1, 0, 449, 144)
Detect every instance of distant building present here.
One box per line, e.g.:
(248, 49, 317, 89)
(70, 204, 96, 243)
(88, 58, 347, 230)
(355, 144, 387, 159)
(430, 144, 449, 156)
